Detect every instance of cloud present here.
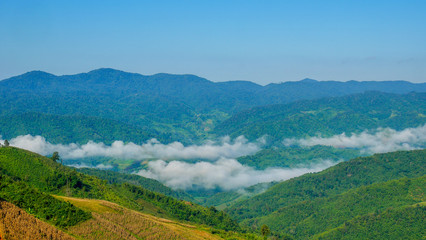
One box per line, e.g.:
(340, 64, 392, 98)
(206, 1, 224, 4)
(66, 163, 114, 170)
(1, 135, 261, 160)
(136, 158, 335, 191)
(283, 125, 426, 153)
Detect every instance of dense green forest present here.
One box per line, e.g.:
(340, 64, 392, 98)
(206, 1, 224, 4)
(226, 149, 426, 228)
(0, 173, 91, 228)
(237, 145, 361, 169)
(1, 69, 426, 144)
(258, 176, 425, 238)
(313, 203, 425, 240)
(217, 92, 426, 141)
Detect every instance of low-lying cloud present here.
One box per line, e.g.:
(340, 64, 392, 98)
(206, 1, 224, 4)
(283, 125, 426, 153)
(66, 163, 114, 170)
(136, 158, 335, 190)
(1, 135, 261, 160)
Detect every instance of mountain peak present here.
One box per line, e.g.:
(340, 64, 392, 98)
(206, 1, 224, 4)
(300, 78, 318, 83)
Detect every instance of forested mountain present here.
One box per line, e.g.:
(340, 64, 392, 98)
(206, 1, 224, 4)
(1, 69, 425, 144)
(217, 91, 426, 141)
(225, 149, 426, 238)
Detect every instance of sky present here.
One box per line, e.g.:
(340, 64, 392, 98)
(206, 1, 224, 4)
(1, 0, 425, 84)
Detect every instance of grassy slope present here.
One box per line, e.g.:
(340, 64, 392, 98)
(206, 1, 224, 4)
(226, 149, 426, 222)
(56, 196, 224, 240)
(0, 147, 240, 232)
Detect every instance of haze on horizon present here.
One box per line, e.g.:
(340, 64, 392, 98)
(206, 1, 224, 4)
(1, 0, 425, 84)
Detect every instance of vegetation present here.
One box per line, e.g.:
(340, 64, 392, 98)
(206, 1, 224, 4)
(1, 69, 426, 144)
(226, 149, 426, 223)
(237, 145, 361, 169)
(216, 92, 426, 141)
(0, 147, 240, 232)
(0, 200, 76, 240)
(258, 176, 425, 238)
(58, 196, 225, 240)
(0, 174, 91, 227)
(313, 203, 426, 240)
(76, 167, 192, 201)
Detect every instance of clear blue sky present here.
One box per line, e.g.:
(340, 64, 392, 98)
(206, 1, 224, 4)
(1, 0, 425, 84)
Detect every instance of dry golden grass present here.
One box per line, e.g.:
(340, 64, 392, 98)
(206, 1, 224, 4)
(56, 196, 223, 240)
(0, 200, 75, 240)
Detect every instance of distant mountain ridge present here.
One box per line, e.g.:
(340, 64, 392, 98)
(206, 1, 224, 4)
(2, 68, 426, 112)
(1, 68, 426, 144)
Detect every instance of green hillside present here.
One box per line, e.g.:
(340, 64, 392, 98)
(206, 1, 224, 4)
(258, 176, 425, 239)
(1, 69, 426, 144)
(0, 147, 240, 232)
(0, 112, 160, 144)
(0, 173, 91, 228)
(216, 92, 426, 141)
(313, 203, 426, 240)
(76, 167, 193, 201)
(237, 145, 361, 170)
(226, 149, 426, 222)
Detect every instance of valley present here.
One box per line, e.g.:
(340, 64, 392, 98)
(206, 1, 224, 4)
(0, 69, 425, 239)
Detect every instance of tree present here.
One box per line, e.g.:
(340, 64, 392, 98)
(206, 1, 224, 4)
(3, 140, 9, 147)
(261, 224, 271, 239)
(51, 152, 61, 164)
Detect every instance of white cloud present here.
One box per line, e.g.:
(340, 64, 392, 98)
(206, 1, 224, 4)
(283, 125, 426, 153)
(1, 135, 261, 160)
(136, 158, 335, 191)
(66, 163, 114, 170)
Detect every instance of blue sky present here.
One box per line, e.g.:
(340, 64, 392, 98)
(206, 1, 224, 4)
(1, 0, 425, 84)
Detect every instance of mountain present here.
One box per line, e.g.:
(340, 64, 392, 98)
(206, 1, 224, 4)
(0, 147, 241, 233)
(225, 149, 426, 237)
(1, 69, 425, 144)
(216, 91, 426, 141)
(259, 176, 425, 239)
(313, 203, 425, 240)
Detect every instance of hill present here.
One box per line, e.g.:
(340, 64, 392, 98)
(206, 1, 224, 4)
(76, 167, 193, 201)
(55, 196, 224, 240)
(216, 92, 426, 141)
(226, 149, 426, 225)
(313, 203, 425, 240)
(1, 69, 426, 143)
(0, 147, 240, 232)
(258, 176, 425, 239)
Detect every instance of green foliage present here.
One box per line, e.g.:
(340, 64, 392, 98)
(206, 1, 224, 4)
(51, 151, 60, 163)
(217, 92, 426, 141)
(260, 224, 270, 238)
(313, 204, 426, 240)
(0, 112, 162, 144)
(237, 145, 361, 169)
(226, 149, 426, 222)
(76, 167, 193, 201)
(258, 176, 425, 238)
(115, 183, 241, 231)
(0, 174, 91, 227)
(0, 147, 241, 232)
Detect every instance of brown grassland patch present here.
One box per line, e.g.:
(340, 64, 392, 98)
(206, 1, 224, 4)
(0, 200, 75, 240)
(57, 196, 223, 240)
